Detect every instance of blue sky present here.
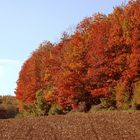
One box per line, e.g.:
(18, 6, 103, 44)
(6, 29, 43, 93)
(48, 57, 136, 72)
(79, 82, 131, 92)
(0, 0, 128, 95)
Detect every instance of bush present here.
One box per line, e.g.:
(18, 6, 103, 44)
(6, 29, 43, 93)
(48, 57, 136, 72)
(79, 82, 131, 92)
(48, 104, 63, 115)
(100, 98, 114, 108)
(89, 92, 116, 112)
(6, 106, 18, 118)
(115, 82, 132, 110)
(132, 81, 140, 110)
(33, 90, 51, 116)
(89, 104, 103, 113)
(16, 103, 35, 118)
(16, 110, 35, 118)
(17, 90, 51, 117)
(0, 96, 18, 118)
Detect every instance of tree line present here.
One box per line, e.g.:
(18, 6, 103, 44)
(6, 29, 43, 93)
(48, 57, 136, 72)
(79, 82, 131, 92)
(15, 0, 140, 116)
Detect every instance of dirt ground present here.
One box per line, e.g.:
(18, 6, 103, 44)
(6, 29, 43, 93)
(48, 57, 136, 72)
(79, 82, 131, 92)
(0, 111, 140, 140)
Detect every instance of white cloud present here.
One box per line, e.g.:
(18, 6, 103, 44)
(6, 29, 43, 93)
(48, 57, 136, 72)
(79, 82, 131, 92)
(0, 59, 20, 64)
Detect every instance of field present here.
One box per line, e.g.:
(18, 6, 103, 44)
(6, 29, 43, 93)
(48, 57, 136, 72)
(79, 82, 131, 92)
(0, 111, 140, 140)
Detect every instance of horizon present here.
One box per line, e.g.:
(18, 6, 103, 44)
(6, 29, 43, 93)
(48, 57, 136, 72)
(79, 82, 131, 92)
(0, 0, 129, 96)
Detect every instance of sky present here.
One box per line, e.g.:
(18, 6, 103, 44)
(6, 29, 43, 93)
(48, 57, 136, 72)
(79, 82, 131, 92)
(0, 0, 129, 96)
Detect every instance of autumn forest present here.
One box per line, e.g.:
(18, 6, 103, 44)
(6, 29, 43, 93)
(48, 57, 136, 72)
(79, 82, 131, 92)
(15, 0, 140, 116)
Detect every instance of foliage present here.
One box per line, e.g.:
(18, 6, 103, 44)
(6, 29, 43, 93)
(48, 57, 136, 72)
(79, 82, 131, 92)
(48, 104, 63, 115)
(33, 90, 51, 116)
(16, 90, 51, 117)
(16, 0, 140, 114)
(100, 96, 115, 109)
(132, 80, 140, 109)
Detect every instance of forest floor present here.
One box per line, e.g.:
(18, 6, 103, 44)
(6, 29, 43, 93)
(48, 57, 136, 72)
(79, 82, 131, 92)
(0, 111, 140, 140)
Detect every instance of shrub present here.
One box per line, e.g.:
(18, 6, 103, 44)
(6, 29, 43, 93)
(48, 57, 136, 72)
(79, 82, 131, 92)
(16, 110, 35, 118)
(33, 90, 51, 116)
(0, 96, 18, 118)
(16, 104, 35, 118)
(132, 81, 140, 110)
(17, 90, 51, 117)
(89, 104, 103, 113)
(7, 106, 18, 118)
(99, 88, 116, 108)
(48, 104, 63, 115)
(115, 82, 132, 110)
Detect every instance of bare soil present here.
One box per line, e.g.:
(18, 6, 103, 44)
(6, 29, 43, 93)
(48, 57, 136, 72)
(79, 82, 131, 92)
(0, 111, 140, 140)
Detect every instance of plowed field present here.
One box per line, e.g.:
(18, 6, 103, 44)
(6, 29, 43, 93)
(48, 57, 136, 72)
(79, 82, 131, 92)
(0, 112, 140, 140)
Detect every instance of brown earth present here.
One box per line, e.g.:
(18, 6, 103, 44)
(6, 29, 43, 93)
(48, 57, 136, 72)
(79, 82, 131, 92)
(0, 111, 140, 140)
